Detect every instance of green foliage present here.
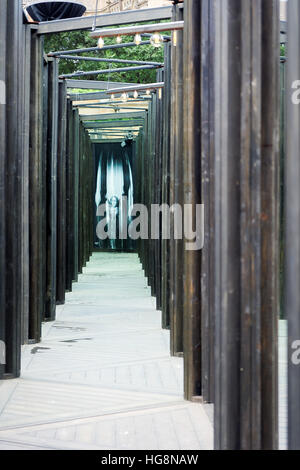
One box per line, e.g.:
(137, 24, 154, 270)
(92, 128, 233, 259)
(44, 30, 165, 83)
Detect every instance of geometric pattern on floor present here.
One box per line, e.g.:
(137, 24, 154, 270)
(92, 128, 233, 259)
(0, 253, 213, 450)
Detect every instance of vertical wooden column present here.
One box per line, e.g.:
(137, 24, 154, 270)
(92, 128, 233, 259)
(78, 127, 84, 273)
(161, 41, 171, 330)
(182, 0, 202, 400)
(2, 0, 23, 376)
(0, 0, 7, 378)
(213, 0, 279, 450)
(45, 58, 58, 320)
(154, 69, 163, 311)
(56, 81, 67, 304)
(286, 0, 300, 451)
(260, 0, 279, 450)
(21, 24, 31, 344)
(73, 109, 80, 282)
(213, 0, 242, 447)
(169, 6, 177, 340)
(66, 100, 75, 291)
(29, 30, 44, 342)
(200, 0, 215, 404)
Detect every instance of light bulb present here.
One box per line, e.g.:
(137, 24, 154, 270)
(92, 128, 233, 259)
(98, 37, 104, 49)
(111, 94, 115, 100)
(158, 88, 162, 100)
(146, 89, 151, 95)
(133, 90, 139, 99)
(150, 32, 163, 48)
(173, 30, 178, 47)
(116, 35, 122, 44)
(121, 93, 129, 102)
(134, 33, 142, 46)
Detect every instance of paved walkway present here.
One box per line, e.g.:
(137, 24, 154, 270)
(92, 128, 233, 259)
(279, 320, 287, 450)
(0, 253, 213, 450)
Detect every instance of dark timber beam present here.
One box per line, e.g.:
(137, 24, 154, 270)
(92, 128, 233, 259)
(201, 0, 215, 405)
(59, 65, 161, 79)
(57, 56, 163, 67)
(45, 58, 58, 321)
(66, 80, 141, 90)
(90, 21, 184, 39)
(48, 41, 153, 56)
(2, 0, 23, 377)
(29, 30, 44, 342)
(83, 120, 144, 129)
(182, 0, 202, 402)
(80, 112, 146, 121)
(56, 81, 67, 305)
(0, 1, 7, 378)
(37, 6, 173, 35)
(213, 0, 279, 450)
(286, 0, 300, 451)
(170, 3, 184, 357)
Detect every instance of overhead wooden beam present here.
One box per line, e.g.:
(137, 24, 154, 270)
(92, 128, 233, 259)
(66, 79, 141, 90)
(286, 0, 300, 451)
(60, 64, 161, 79)
(90, 21, 184, 39)
(49, 41, 153, 57)
(57, 55, 163, 67)
(83, 120, 144, 129)
(90, 138, 129, 143)
(182, 0, 202, 402)
(69, 92, 109, 101)
(37, 6, 173, 35)
(80, 112, 146, 121)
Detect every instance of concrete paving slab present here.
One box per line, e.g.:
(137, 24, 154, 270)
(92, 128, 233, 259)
(0, 253, 213, 450)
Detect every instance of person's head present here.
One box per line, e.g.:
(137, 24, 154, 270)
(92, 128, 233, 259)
(109, 196, 119, 208)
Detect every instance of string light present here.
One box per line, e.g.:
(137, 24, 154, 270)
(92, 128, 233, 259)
(121, 92, 129, 102)
(134, 34, 142, 46)
(150, 32, 164, 48)
(133, 90, 139, 99)
(158, 88, 162, 100)
(111, 94, 115, 100)
(146, 89, 151, 95)
(97, 37, 104, 49)
(173, 30, 178, 47)
(116, 35, 122, 44)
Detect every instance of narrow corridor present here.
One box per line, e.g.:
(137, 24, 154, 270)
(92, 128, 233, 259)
(0, 253, 213, 450)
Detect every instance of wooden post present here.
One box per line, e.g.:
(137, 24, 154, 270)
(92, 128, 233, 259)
(161, 42, 171, 330)
(29, 30, 44, 342)
(170, 4, 184, 357)
(45, 58, 58, 320)
(182, 0, 202, 400)
(73, 109, 80, 282)
(260, 0, 279, 450)
(213, 0, 279, 450)
(286, 0, 300, 451)
(0, 0, 7, 378)
(21, 23, 31, 344)
(56, 80, 67, 304)
(66, 100, 75, 291)
(201, 0, 215, 404)
(2, 0, 23, 376)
